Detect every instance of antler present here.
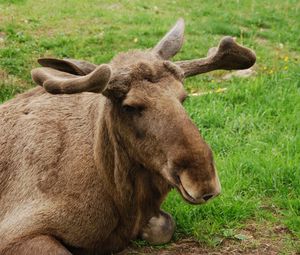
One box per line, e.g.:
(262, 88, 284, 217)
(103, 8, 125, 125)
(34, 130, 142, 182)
(38, 58, 97, 75)
(31, 64, 111, 94)
(176, 36, 256, 77)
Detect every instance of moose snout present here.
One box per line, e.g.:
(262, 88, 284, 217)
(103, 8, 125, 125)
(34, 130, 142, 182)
(177, 169, 221, 204)
(199, 189, 221, 202)
(202, 193, 214, 201)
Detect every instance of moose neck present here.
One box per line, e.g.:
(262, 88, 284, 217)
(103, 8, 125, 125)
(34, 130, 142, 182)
(93, 99, 171, 230)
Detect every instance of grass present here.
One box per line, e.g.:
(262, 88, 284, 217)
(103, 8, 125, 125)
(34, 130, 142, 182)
(0, 0, 299, 253)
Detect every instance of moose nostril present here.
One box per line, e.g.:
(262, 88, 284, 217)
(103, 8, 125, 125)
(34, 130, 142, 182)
(202, 194, 213, 201)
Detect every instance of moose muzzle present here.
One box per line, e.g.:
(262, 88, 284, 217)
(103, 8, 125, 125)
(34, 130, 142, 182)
(177, 167, 221, 204)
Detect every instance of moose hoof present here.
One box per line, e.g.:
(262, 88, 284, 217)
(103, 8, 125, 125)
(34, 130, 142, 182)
(141, 211, 175, 245)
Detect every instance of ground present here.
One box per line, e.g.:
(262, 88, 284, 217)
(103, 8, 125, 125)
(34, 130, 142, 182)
(0, 0, 299, 254)
(121, 220, 299, 255)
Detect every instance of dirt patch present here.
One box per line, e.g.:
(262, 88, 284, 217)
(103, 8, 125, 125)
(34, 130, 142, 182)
(0, 69, 10, 80)
(222, 67, 256, 80)
(118, 221, 299, 255)
(256, 37, 269, 45)
(0, 69, 30, 89)
(0, 32, 6, 47)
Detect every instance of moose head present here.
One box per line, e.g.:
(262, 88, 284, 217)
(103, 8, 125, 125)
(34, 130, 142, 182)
(31, 19, 255, 205)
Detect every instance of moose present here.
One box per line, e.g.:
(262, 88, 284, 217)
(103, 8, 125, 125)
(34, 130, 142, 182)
(0, 19, 255, 255)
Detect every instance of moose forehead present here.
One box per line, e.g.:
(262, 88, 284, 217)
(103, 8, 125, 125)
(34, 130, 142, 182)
(111, 51, 183, 80)
(124, 78, 187, 107)
(110, 51, 186, 100)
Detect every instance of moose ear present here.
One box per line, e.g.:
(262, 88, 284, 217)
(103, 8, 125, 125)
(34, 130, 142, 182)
(152, 18, 185, 60)
(38, 58, 97, 76)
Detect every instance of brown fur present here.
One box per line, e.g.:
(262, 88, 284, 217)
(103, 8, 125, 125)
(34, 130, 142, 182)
(2, 235, 72, 255)
(0, 20, 226, 255)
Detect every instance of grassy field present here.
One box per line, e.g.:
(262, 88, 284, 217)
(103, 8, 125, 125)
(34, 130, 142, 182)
(0, 0, 299, 253)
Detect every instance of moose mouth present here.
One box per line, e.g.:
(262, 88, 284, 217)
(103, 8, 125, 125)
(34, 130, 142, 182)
(174, 175, 204, 205)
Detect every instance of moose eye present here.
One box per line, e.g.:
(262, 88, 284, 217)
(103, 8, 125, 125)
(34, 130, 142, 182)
(122, 104, 144, 114)
(123, 105, 136, 113)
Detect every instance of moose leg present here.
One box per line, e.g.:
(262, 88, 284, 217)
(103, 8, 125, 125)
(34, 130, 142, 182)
(140, 210, 175, 245)
(2, 235, 72, 255)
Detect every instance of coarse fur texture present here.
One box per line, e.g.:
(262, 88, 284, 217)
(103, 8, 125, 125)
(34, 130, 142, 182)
(0, 19, 255, 255)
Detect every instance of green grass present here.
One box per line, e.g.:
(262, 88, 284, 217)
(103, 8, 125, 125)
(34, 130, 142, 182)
(1, 0, 299, 252)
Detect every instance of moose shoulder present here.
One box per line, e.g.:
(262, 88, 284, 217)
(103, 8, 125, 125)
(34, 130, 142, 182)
(0, 19, 255, 255)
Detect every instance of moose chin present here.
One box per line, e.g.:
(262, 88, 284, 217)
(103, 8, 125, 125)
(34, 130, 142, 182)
(0, 18, 255, 255)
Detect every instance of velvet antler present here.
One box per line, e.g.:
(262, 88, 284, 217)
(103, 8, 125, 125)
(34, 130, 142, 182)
(176, 36, 256, 77)
(31, 64, 111, 94)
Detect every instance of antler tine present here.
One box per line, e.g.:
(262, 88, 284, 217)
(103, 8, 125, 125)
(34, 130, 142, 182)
(176, 36, 256, 77)
(31, 64, 111, 94)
